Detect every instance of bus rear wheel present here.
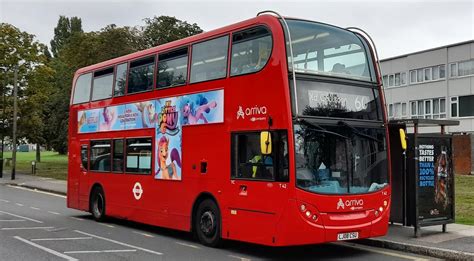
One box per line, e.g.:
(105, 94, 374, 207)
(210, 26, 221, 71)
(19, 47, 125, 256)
(195, 199, 222, 247)
(90, 186, 106, 222)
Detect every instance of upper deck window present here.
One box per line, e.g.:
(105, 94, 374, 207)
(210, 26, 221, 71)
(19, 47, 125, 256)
(157, 47, 188, 88)
(72, 73, 92, 104)
(190, 35, 229, 83)
(231, 26, 272, 76)
(92, 67, 114, 101)
(128, 56, 155, 94)
(284, 20, 375, 82)
(114, 63, 127, 97)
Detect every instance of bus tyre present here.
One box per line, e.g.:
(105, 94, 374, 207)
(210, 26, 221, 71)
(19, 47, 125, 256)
(195, 199, 222, 247)
(90, 187, 106, 222)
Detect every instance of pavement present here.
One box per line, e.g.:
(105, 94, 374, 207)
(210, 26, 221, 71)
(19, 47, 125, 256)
(1, 171, 474, 260)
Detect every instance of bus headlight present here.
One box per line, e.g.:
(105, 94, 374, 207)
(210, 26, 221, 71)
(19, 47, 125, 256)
(300, 204, 306, 212)
(305, 210, 312, 218)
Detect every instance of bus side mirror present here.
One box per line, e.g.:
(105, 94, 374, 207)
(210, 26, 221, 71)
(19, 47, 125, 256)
(260, 131, 272, 155)
(399, 128, 407, 150)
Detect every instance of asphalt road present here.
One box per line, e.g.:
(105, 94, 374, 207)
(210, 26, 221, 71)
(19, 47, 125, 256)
(0, 184, 435, 261)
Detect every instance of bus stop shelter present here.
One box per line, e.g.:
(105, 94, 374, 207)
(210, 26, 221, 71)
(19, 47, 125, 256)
(388, 119, 459, 237)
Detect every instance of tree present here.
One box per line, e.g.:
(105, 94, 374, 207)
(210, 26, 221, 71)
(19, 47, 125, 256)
(0, 23, 53, 161)
(50, 16, 83, 57)
(141, 16, 203, 48)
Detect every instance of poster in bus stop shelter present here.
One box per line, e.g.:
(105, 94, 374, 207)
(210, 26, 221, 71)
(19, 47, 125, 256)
(179, 90, 224, 126)
(417, 136, 454, 222)
(155, 97, 182, 180)
(77, 109, 100, 133)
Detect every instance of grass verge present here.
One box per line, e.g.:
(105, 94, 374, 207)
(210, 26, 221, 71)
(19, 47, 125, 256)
(2, 151, 68, 180)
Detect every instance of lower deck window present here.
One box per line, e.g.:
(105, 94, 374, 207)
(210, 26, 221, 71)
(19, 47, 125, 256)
(126, 138, 152, 174)
(90, 140, 111, 172)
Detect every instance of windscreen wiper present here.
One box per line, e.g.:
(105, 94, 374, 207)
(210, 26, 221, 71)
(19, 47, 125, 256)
(337, 120, 381, 142)
(298, 119, 349, 140)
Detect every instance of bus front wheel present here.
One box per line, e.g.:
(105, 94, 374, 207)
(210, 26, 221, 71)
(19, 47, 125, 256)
(90, 186, 106, 222)
(195, 199, 222, 247)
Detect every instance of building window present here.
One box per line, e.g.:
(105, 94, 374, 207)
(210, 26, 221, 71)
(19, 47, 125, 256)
(388, 104, 393, 118)
(450, 97, 458, 117)
(402, 102, 407, 118)
(410, 101, 417, 118)
(450, 63, 457, 77)
(409, 70, 415, 83)
(458, 60, 474, 77)
(90, 140, 111, 172)
(424, 68, 431, 81)
(382, 75, 388, 87)
(417, 69, 424, 83)
(458, 95, 474, 117)
(401, 72, 407, 85)
(440, 64, 446, 79)
(424, 100, 431, 119)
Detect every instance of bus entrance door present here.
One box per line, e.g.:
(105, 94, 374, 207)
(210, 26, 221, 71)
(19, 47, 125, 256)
(227, 178, 287, 245)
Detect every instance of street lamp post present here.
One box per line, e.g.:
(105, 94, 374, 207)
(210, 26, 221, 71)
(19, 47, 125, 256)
(11, 65, 18, 180)
(0, 70, 5, 178)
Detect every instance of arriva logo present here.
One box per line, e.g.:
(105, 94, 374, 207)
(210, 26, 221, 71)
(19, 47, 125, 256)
(337, 198, 364, 210)
(337, 198, 345, 209)
(236, 105, 268, 121)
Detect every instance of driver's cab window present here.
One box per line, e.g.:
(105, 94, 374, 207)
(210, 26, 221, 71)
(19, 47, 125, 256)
(231, 131, 288, 181)
(80, 145, 88, 171)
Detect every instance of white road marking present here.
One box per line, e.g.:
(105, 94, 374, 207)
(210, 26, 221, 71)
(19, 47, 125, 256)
(7, 185, 66, 198)
(0, 210, 43, 223)
(14, 236, 78, 261)
(0, 199, 10, 203)
(69, 217, 85, 221)
(64, 249, 137, 254)
(98, 223, 114, 228)
(30, 207, 41, 210)
(1, 226, 54, 230)
(31, 237, 93, 242)
(48, 211, 61, 215)
(0, 219, 25, 222)
(74, 230, 163, 255)
(176, 241, 201, 249)
(132, 231, 154, 238)
(335, 242, 430, 261)
(15, 203, 24, 207)
(228, 255, 251, 261)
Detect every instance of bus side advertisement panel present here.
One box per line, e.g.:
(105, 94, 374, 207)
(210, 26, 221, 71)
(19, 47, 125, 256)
(154, 90, 224, 181)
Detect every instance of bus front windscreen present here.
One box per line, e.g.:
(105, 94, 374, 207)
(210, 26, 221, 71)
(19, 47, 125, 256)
(294, 122, 388, 195)
(285, 19, 375, 82)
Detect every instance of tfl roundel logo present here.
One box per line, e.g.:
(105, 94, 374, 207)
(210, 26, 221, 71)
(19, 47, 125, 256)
(133, 182, 143, 200)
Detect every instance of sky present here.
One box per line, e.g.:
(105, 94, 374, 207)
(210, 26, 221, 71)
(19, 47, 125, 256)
(0, 0, 473, 59)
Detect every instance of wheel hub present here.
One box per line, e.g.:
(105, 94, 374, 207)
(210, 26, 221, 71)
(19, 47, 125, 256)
(200, 210, 215, 236)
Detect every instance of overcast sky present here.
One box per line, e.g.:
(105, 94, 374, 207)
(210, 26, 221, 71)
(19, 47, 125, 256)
(1, 0, 473, 59)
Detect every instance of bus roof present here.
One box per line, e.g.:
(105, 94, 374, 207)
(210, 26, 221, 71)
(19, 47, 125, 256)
(75, 14, 279, 76)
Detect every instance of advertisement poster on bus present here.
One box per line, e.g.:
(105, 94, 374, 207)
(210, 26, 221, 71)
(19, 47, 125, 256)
(417, 136, 454, 222)
(97, 105, 126, 131)
(155, 97, 182, 180)
(179, 90, 224, 126)
(124, 101, 157, 130)
(77, 109, 100, 133)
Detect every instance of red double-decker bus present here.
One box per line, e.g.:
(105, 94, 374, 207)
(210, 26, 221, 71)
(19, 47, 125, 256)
(68, 11, 391, 247)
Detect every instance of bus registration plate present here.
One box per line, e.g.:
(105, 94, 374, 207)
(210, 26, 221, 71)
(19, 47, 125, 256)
(337, 232, 359, 241)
